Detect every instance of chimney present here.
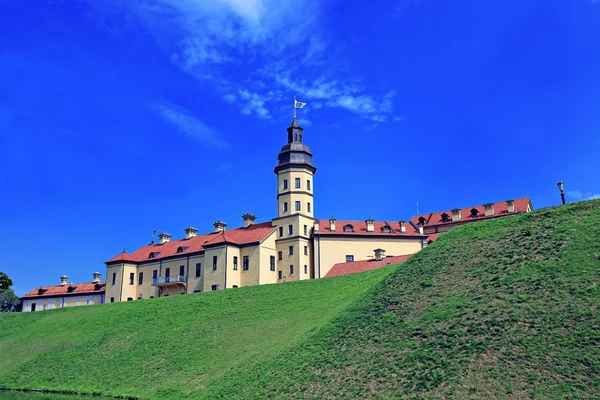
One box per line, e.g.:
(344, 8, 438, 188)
(158, 232, 172, 244)
(399, 219, 406, 233)
(419, 225, 424, 235)
(242, 213, 257, 228)
(373, 248, 386, 261)
(213, 221, 227, 232)
(329, 217, 336, 232)
(506, 199, 515, 213)
(483, 203, 495, 217)
(184, 226, 198, 239)
(314, 220, 320, 232)
(93, 272, 101, 283)
(60, 275, 68, 286)
(451, 208, 462, 222)
(366, 217, 375, 232)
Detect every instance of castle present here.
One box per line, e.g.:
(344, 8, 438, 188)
(21, 117, 532, 308)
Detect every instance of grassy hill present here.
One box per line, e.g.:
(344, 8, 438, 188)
(0, 266, 395, 399)
(1, 199, 599, 399)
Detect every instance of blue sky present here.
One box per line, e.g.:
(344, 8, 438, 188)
(1, 0, 599, 296)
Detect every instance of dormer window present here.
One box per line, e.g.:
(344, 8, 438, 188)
(176, 246, 188, 254)
(148, 252, 159, 259)
(441, 213, 450, 223)
(343, 224, 354, 232)
(67, 285, 77, 293)
(470, 208, 479, 218)
(381, 225, 392, 233)
(418, 216, 426, 225)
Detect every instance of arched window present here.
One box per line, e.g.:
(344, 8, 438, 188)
(149, 252, 158, 259)
(176, 246, 186, 254)
(470, 208, 479, 218)
(441, 213, 450, 223)
(418, 216, 427, 225)
(343, 224, 354, 232)
(294, 133, 298, 141)
(381, 225, 392, 233)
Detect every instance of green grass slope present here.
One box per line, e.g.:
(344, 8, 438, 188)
(213, 200, 600, 399)
(0, 266, 396, 399)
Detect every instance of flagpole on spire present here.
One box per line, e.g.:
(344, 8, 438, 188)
(293, 96, 297, 119)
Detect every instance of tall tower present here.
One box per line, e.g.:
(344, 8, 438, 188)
(272, 117, 317, 282)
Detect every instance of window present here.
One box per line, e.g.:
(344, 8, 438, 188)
(470, 208, 479, 218)
(283, 179, 288, 189)
(138, 272, 144, 285)
(179, 265, 185, 277)
(211, 284, 220, 291)
(213, 256, 218, 270)
(153, 270, 158, 279)
(289, 245, 294, 255)
(295, 201, 301, 211)
(295, 178, 301, 188)
(304, 265, 308, 274)
(165, 268, 170, 277)
(307, 179, 311, 190)
(233, 256, 238, 270)
(283, 202, 288, 212)
(288, 224, 293, 235)
(278, 251, 283, 260)
(304, 246, 308, 255)
(307, 202, 311, 212)
(382, 225, 392, 233)
(270, 256, 276, 271)
(290, 265, 294, 274)
(233, 285, 238, 288)
(420, 216, 428, 225)
(346, 255, 354, 262)
(109, 298, 114, 304)
(343, 224, 354, 232)
(112, 272, 116, 285)
(149, 252, 156, 259)
(195, 263, 201, 277)
(243, 256, 249, 270)
(176, 246, 184, 253)
(129, 273, 134, 285)
(279, 226, 284, 237)
(278, 271, 283, 280)
(31, 303, 36, 312)
(127, 297, 133, 301)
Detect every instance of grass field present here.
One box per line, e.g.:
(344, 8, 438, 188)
(1, 199, 599, 399)
(0, 266, 396, 399)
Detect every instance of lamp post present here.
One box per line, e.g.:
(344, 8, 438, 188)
(557, 181, 566, 205)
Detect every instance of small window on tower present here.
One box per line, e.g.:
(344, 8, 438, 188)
(289, 245, 294, 255)
(288, 225, 293, 235)
(295, 178, 301, 188)
(279, 226, 284, 237)
(278, 251, 283, 260)
(295, 201, 301, 211)
(284, 202, 288, 212)
(307, 180, 311, 190)
(304, 246, 308, 255)
(304, 225, 308, 235)
(290, 265, 294, 274)
(283, 179, 288, 190)
(307, 202, 311, 212)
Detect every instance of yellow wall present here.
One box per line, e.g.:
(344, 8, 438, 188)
(314, 236, 422, 277)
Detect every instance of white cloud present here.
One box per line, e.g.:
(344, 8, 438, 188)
(567, 190, 583, 200)
(566, 190, 600, 202)
(238, 90, 271, 119)
(154, 101, 228, 149)
(112, 0, 399, 123)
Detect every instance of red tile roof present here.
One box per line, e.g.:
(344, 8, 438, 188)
(411, 197, 532, 228)
(22, 282, 106, 299)
(325, 254, 413, 278)
(426, 233, 441, 243)
(316, 219, 422, 236)
(105, 222, 276, 264)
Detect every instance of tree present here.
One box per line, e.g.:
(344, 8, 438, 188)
(0, 272, 20, 312)
(0, 272, 13, 290)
